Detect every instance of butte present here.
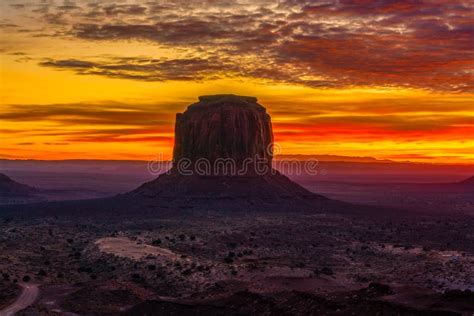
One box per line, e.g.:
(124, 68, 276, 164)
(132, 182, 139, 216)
(127, 94, 327, 211)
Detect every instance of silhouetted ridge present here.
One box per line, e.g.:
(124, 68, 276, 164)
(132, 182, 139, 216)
(0, 173, 38, 197)
(458, 175, 474, 186)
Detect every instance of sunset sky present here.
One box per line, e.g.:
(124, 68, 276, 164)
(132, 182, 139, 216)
(1, 0, 473, 163)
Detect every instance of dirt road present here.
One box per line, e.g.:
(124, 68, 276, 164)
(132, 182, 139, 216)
(0, 283, 39, 316)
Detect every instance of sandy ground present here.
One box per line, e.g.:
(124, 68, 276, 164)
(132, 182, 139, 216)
(95, 237, 181, 261)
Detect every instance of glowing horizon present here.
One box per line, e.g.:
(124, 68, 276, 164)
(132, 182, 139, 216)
(1, 1, 473, 164)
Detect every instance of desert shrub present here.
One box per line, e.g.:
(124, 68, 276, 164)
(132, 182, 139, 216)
(320, 267, 334, 276)
(355, 275, 369, 283)
(77, 267, 93, 273)
(226, 242, 237, 249)
(182, 269, 192, 276)
(368, 282, 392, 295)
(131, 273, 141, 281)
(442, 289, 473, 299)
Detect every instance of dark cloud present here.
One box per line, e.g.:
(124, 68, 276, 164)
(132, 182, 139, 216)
(43, 12, 68, 25)
(0, 23, 19, 28)
(38, 55, 342, 88)
(43, 142, 69, 145)
(8, 51, 27, 55)
(71, 14, 280, 49)
(39, 56, 238, 81)
(10, 3, 26, 10)
(0, 102, 179, 126)
(103, 4, 147, 16)
(65, 135, 172, 143)
(57, 4, 81, 11)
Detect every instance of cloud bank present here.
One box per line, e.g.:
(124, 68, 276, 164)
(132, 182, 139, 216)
(6, 0, 473, 91)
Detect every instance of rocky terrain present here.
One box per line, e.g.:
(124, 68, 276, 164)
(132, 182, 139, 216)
(0, 211, 473, 315)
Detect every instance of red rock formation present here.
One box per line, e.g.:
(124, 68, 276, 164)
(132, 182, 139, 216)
(173, 95, 273, 173)
(129, 95, 327, 210)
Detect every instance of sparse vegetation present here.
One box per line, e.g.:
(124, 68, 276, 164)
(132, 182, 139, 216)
(0, 206, 472, 314)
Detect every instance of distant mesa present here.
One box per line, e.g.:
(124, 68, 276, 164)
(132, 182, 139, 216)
(128, 94, 327, 210)
(458, 175, 474, 186)
(276, 154, 393, 163)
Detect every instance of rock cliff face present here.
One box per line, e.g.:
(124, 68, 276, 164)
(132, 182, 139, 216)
(173, 95, 273, 173)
